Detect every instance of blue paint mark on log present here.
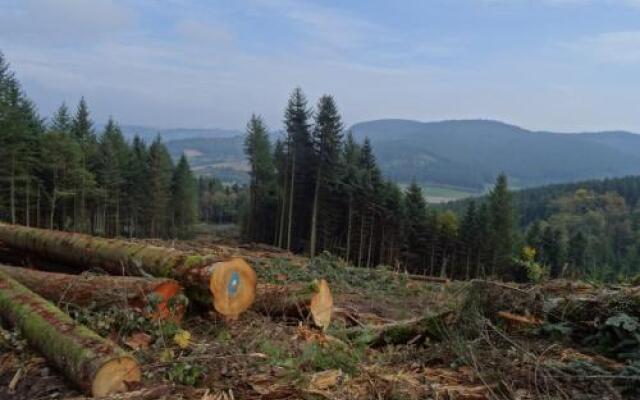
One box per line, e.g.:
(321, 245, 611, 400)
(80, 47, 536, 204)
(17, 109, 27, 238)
(228, 271, 239, 296)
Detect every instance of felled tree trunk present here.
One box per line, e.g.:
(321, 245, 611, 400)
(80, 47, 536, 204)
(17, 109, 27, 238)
(254, 279, 333, 329)
(0, 270, 141, 397)
(0, 223, 257, 318)
(404, 274, 450, 284)
(0, 264, 184, 320)
(346, 312, 453, 347)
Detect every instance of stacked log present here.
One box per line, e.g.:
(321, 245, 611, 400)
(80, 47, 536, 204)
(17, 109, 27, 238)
(0, 223, 257, 319)
(0, 264, 185, 320)
(0, 270, 141, 397)
(255, 279, 333, 329)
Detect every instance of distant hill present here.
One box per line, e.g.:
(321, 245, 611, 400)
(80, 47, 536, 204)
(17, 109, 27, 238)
(118, 124, 242, 143)
(156, 119, 640, 189)
(164, 136, 249, 183)
(350, 119, 640, 190)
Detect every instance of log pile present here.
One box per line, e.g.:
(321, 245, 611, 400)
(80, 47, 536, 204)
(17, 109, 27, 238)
(0, 223, 257, 319)
(0, 264, 185, 321)
(0, 223, 341, 397)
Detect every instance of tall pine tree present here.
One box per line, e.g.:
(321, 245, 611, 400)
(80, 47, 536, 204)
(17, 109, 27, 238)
(244, 114, 276, 242)
(309, 95, 343, 257)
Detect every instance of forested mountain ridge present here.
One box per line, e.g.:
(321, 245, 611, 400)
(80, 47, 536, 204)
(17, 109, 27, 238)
(160, 118, 640, 191)
(351, 119, 640, 190)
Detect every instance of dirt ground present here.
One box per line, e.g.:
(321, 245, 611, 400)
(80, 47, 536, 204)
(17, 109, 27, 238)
(0, 235, 638, 399)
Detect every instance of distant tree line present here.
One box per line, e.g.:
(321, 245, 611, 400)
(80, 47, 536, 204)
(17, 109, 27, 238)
(0, 53, 198, 239)
(197, 177, 246, 225)
(519, 184, 640, 281)
(446, 175, 640, 281)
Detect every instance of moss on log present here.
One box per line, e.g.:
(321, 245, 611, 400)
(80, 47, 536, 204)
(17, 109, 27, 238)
(0, 224, 257, 318)
(0, 264, 184, 321)
(255, 279, 333, 329)
(0, 270, 141, 397)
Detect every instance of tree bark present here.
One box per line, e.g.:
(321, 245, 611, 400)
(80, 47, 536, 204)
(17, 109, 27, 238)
(309, 165, 322, 258)
(25, 178, 30, 227)
(0, 264, 184, 320)
(10, 156, 16, 224)
(403, 274, 450, 283)
(358, 214, 365, 267)
(286, 152, 295, 251)
(254, 279, 333, 329)
(277, 158, 288, 249)
(0, 223, 257, 318)
(0, 270, 141, 397)
(346, 195, 352, 262)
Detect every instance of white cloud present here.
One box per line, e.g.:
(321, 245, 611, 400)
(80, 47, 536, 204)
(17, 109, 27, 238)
(250, 0, 387, 51)
(0, 0, 134, 46)
(1, 0, 640, 133)
(174, 20, 234, 45)
(481, 0, 640, 6)
(567, 31, 640, 64)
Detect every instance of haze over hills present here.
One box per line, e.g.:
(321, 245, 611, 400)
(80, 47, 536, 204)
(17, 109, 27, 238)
(350, 119, 640, 191)
(139, 119, 640, 196)
(117, 125, 242, 143)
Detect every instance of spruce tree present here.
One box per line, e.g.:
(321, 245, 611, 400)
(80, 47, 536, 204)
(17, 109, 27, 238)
(70, 97, 97, 232)
(96, 117, 129, 235)
(273, 138, 288, 247)
(309, 95, 343, 257)
(460, 201, 478, 279)
(50, 103, 72, 135)
(147, 136, 174, 238)
(0, 54, 43, 225)
(244, 114, 276, 242)
(126, 136, 150, 236)
(488, 174, 515, 276)
(283, 87, 313, 251)
(338, 132, 362, 261)
(403, 181, 428, 270)
(39, 131, 85, 229)
(171, 155, 198, 239)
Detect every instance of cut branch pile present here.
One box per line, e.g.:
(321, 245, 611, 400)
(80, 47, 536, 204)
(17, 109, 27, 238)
(346, 311, 454, 347)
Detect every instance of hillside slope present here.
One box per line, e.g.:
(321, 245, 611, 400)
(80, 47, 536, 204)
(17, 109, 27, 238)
(350, 119, 640, 190)
(118, 125, 242, 143)
(154, 119, 640, 189)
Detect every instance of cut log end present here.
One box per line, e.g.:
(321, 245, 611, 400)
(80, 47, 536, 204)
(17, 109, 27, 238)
(92, 356, 141, 397)
(150, 281, 185, 321)
(209, 258, 257, 319)
(309, 279, 333, 330)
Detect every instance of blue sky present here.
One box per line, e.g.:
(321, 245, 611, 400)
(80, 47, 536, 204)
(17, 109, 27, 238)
(1, 0, 639, 132)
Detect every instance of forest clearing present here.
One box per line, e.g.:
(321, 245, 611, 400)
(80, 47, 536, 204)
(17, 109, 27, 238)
(0, 225, 638, 400)
(3, 2, 640, 399)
